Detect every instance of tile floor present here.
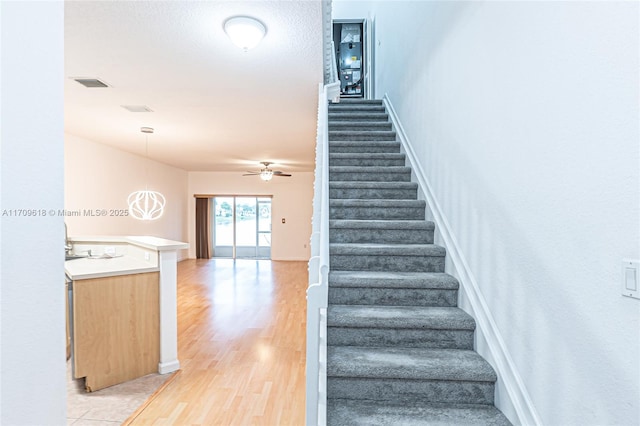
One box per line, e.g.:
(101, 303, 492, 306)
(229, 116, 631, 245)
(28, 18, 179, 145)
(67, 361, 172, 425)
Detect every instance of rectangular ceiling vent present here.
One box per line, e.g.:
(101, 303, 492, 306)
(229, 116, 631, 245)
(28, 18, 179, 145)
(121, 105, 154, 113)
(74, 78, 109, 88)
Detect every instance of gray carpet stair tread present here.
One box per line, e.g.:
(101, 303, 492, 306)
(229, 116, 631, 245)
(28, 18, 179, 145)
(330, 166, 411, 173)
(329, 141, 400, 146)
(333, 99, 384, 104)
(329, 139, 400, 146)
(328, 112, 389, 120)
(330, 243, 446, 257)
(329, 181, 417, 189)
(330, 152, 404, 158)
(330, 219, 433, 230)
(330, 199, 425, 208)
(330, 121, 392, 127)
(330, 130, 396, 137)
(329, 271, 459, 289)
(329, 107, 387, 113)
(328, 305, 475, 330)
(329, 101, 386, 105)
(327, 346, 497, 382)
(327, 399, 512, 426)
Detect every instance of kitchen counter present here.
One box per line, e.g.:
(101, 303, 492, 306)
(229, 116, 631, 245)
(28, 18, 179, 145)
(65, 256, 158, 280)
(69, 235, 188, 252)
(66, 235, 189, 376)
(65, 235, 188, 280)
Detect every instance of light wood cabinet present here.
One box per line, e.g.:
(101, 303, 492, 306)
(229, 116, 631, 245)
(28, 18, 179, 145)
(66, 281, 71, 360)
(72, 272, 160, 392)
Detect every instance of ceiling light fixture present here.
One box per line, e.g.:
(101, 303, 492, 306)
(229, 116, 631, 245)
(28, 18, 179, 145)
(128, 127, 166, 220)
(243, 162, 292, 180)
(260, 169, 274, 181)
(223, 16, 266, 51)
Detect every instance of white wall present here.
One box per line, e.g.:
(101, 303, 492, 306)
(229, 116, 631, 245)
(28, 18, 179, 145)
(65, 133, 189, 258)
(188, 172, 313, 261)
(335, 1, 639, 425)
(0, 2, 66, 423)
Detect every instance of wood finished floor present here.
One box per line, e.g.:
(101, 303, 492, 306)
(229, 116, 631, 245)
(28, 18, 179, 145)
(129, 259, 307, 425)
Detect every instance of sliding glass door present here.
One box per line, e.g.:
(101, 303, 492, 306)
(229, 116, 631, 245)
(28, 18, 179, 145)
(213, 196, 271, 259)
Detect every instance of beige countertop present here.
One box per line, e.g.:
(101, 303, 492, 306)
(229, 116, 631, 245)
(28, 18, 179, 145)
(65, 235, 188, 280)
(69, 235, 189, 251)
(65, 256, 158, 280)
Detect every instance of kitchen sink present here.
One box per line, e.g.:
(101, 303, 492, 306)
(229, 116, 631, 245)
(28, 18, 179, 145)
(65, 254, 87, 261)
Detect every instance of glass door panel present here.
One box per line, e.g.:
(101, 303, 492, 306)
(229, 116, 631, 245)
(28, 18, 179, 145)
(235, 197, 257, 258)
(213, 197, 234, 257)
(257, 198, 271, 258)
(213, 196, 271, 259)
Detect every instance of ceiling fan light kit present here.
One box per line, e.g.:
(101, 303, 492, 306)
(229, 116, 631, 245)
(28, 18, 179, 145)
(244, 162, 291, 182)
(224, 16, 267, 51)
(260, 169, 274, 181)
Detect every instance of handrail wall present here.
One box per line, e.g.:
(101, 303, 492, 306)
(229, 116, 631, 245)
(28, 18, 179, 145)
(306, 78, 338, 425)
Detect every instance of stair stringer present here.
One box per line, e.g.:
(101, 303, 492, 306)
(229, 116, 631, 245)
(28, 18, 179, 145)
(383, 93, 542, 426)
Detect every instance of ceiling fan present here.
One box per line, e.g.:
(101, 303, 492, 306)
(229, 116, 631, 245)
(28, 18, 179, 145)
(243, 162, 291, 181)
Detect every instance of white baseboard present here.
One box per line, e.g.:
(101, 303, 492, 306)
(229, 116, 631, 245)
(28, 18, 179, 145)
(158, 360, 180, 375)
(383, 94, 541, 426)
(181, 256, 310, 262)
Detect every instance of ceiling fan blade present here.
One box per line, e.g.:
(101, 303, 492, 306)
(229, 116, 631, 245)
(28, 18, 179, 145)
(243, 172, 259, 176)
(274, 173, 292, 177)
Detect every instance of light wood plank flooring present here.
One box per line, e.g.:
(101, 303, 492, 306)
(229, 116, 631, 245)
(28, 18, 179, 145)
(128, 258, 307, 425)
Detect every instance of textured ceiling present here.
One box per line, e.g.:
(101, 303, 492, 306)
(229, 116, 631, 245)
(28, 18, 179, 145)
(64, 1, 323, 172)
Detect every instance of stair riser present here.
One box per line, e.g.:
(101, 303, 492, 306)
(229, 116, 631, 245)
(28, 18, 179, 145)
(329, 132, 396, 141)
(329, 158, 405, 167)
(330, 254, 445, 272)
(330, 187, 416, 199)
(330, 206, 425, 220)
(327, 378, 495, 405)
(328, 287, 458, 307)
(329, 143, 401, 154)
(327, 328, 474, 350)
(330, 171, 411, 182)
(329, 122, 393, 131)
(330, 228, 433, 244)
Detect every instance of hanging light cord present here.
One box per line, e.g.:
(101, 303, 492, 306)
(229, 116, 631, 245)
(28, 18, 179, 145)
(128, 127, 166, 220)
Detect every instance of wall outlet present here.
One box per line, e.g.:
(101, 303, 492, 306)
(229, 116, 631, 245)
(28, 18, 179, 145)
(144, 252, 150, 261)
(622, 259, 639, 300)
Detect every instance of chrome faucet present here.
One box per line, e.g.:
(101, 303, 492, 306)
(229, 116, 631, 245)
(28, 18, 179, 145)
(64, 222, 73, 255)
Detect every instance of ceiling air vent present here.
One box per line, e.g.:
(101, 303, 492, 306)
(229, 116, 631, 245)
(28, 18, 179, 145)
(121, 105, 154, 113)
(74, 78, 109, 88)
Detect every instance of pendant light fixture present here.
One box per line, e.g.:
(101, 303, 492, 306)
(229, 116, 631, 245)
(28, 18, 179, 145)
(223, 16, 267, 51)
(128, 127, 166, 220)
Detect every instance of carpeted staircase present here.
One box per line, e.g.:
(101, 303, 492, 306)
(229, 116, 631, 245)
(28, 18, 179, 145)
(325, 99, 511, 425)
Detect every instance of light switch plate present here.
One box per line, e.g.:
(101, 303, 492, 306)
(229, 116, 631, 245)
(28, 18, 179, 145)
(622, 259, 640, 300)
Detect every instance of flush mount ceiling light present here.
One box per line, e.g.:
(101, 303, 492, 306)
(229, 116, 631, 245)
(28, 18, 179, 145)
(128, 127, 166, 220)
(223, 16, 266, 51)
